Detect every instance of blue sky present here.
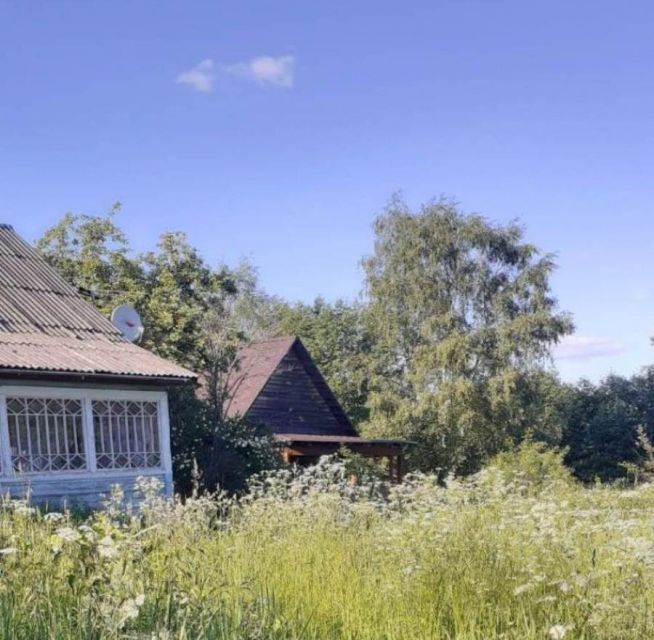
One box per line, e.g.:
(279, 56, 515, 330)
(1, 1, 653, 382)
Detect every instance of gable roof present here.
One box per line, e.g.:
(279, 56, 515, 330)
(225, 336, 296, 417)
(0, 224, 196, 382)
(225, 336, 355, 434)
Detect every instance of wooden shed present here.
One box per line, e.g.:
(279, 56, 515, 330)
(0, 224, 196, 506)
(225, 336, 407, 480)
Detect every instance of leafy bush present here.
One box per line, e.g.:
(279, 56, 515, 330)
(484, 438, 573, 495)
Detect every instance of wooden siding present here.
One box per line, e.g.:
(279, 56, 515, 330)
(246, 349, 357, 436)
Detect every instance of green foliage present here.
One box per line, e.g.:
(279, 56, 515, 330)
(35, 209, 276, 495)
(35, 204, 145, 317)
(621, 425, 654, 485)
(1, 466, 654, 638)
(167, 384, 212, 494)
(485, 438, 573, 495)
(338, 447, 390, 483)
(168, 386, 280, 495)
(361, 195, 573, 474)
(204, 419, 281, 494)
(140, 231, 236, 370)
(264, 297, 373, 425)
(562, 369, 654, 482)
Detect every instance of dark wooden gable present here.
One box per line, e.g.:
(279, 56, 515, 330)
(244, 340, 357, 437)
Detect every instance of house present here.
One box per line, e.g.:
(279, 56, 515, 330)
(0, 224, 196, 506)
(225, 336, 407, 481)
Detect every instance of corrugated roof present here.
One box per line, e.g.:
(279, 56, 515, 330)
(0, 224, 196, 381)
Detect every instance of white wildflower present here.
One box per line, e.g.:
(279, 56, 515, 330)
(559, 581, 571, 594)
(513, 584, 532, 596)
(78, 525, 96, 542)
(119, 599, 140, 623)
(44, 512, 64, 523)
(401, 564, 419, 576)
(97, 535, 118, 559)
(548, 624, 571, 639)
(55, 527, 80, 543)
(119, 595, 145, 626)
(538, 595, 557, 603)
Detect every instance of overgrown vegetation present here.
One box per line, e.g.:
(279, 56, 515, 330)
(561, 369, 654, 482)
(0, 445, 653, 639)
(33, 198, 654, 487)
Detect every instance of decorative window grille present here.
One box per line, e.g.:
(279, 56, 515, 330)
(92, 400, 160, 469)
(5, 398, 87, 473)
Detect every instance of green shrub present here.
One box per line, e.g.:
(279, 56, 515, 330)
(484, 437, 573, 495)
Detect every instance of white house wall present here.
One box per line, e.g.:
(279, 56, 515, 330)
(0, 383, 173, 508)
(0, 469, 169, 508)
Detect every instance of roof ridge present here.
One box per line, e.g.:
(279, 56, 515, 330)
(248, 335, 297, 345)
(0, 224, 14, 230)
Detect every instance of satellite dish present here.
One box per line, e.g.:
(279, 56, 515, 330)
(111, 305, 144, 343)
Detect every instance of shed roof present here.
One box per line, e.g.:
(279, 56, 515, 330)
(224, 336, 297, 418)
(224, 336, 354, 433)
(0, 224, 196, 382)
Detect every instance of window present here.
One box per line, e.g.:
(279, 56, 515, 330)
(92, 400, 161, 470)
(0, 390, 166, 476)
(5, 397, 86, 473)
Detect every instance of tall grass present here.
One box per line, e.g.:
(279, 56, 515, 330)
(0, 446, 653, 639)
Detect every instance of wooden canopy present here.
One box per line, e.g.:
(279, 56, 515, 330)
(226, 336, 408, 480)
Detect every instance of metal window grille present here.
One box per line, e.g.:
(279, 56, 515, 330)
(5, 397, 87, 473)
(92, 400, 161, 469)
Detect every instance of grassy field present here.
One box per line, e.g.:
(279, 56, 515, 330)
(0, 446, 652, 639)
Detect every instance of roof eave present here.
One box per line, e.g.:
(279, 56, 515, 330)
(0, 367, 197, 386)
(273, 435, 416, 447)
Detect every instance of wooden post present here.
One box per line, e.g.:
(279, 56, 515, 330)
(397, 453, 404, 483)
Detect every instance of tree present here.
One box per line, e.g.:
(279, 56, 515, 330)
(37, 207, 238, 371)
(225, 259, 285, 341)
(139, 231, 236, 371)
(361, 196, 573, 474)
(36, 208, 277, 493)
(562, 369, 654, 482)
(35, 204, 145, 316)
(265, 297, 373, 425)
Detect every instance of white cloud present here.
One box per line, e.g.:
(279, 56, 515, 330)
(176, 59, 215, 93)
(226, 55, 295, 88)
(553, 336, 626, 361)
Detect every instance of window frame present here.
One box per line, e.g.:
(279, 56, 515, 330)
(0, 386, 171, 481)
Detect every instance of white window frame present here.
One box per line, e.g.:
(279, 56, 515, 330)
(0, 386, 172, 483)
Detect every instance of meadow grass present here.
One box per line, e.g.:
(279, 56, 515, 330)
(0, 447, 652, 639)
